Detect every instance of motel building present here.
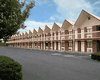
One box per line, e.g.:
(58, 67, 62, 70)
(6, 10, 100, 53)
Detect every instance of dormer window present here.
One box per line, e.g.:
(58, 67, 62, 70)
(88, 16, 91, 20)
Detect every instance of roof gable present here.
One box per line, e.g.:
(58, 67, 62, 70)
(25, 32, 28, 36)
(52, 23, 60, 31)
(38, 27, 43, 34)
(33, 29, 37, 35)
(75, 10, 100, 27)
(29, 30, 32, 34)
(44, 25, 51, 33)
(61, 20, 73, 30)
(22, 32, 24, 35)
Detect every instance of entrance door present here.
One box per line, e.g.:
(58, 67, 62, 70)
(97, 40, 100, 52)
(78, 41, 81, 52)
(48, 42, 51, 50)
(56, 42, 58, 50)
(65, 41, 68, 51)
(42, 42, 44, 49)
(52, 42, 54, 50)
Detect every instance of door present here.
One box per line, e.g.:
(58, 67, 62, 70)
(56, 42, 58, 50)
(78, 41, 81, 52)
(52, 42, 54, 50)
(65, 41, 68, 51)
(97, 40, 100, 52)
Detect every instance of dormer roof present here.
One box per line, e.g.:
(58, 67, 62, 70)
(44, 25, 51, 33)
(29, 30, 32, 34)
(52, 23, 60, 32)
(61, 19, 74, 30)
(33, 29, 37, 35)
(25, 32, 28, 36)
(38, 27, 43, 35)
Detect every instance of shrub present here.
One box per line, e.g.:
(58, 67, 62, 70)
(0, 56, 22, 80)
(91, 53, 100, 61)
(0, 42, 5, 46)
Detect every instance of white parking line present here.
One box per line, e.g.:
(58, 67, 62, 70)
(63, 55, 75, 58)
(51, 53, 88, 59)
(51, 53, 62, 56)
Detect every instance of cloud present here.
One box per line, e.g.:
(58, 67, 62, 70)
(49, 16, 56, 21)
(19, 20, 61, 32)
(19, 20, 52, 32)
(93, 0, 100, 5)
(19, 0, 100, 33)
(92, 0, 100, 13)
(52, 0, 93, 21)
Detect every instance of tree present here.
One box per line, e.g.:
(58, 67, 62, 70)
(0, 0, 35, 42)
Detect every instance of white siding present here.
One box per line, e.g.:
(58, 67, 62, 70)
(54, 42, 56, 50)
(44, 42, 45, 49)
(81, 41, 85, 52)
(75, 30, 77, 39)
(81, 29, 84, 39)
(58, 32, 60, 40)
(58, 42, 60, 50)
(75, 41, 78, 51)
(87, 48, 93, 53)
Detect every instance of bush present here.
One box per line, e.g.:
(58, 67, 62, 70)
(0, 42, 5, 46)
(91, 53, 100, 61)
(0, 56, 22, 80)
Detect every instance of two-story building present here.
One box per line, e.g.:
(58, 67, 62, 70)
(6, 10, 100, 53)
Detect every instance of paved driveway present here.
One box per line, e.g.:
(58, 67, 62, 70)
(0, 47, 100, 80)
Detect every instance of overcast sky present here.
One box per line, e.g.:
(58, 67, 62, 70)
(19, 0, 100, 32)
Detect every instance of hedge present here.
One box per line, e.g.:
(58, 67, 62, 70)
(0, 43, 5, 46)
(91, 53, 100, 61)
(0, 56, 22, 80)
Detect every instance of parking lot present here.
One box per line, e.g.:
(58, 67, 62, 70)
(0, 47, 100, 80)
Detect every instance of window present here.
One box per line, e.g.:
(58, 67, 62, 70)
(61, 42, 65, 47)
(77, 28, 81, 33)
(61, 31, 64, 35)
(96, 25, 100, 31)
(52, 32, 54, 36)
(65, 30, 68, 34)
(35, 43, 37, 46)
(42, 34, 44, 37)
(87, 41, 92, 48)
(56, 32, 58, 35)
(48, 33, 51, 36)
(46, 43, 48, 46)
(88, 16, 91, 20)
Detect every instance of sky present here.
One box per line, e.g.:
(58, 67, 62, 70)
(19, 0, 100, 32)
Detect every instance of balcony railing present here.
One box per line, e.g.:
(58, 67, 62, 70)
(86, 31, 100, 39)
(78, 33, 81, 39)
(60, 34, 73, 40)
(75, 31, 100, 39)
(6, 31, 100, 43)
(45, 36, 51, 41)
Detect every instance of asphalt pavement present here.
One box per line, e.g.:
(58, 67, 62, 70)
(0, 47, 100, 80)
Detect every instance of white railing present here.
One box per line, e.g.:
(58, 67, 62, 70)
(75, 31, 100, 39)
(6, 31, 100, 43)
(45, 36, 51, 41)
